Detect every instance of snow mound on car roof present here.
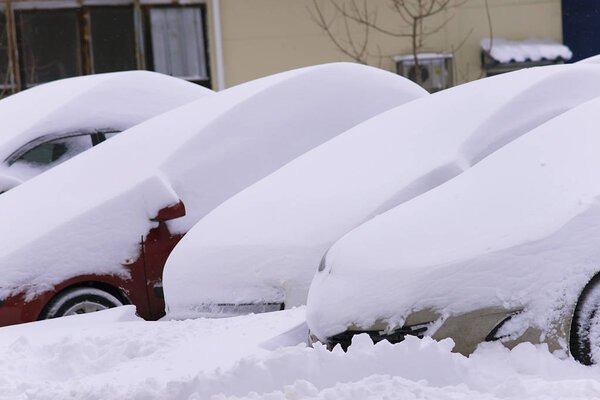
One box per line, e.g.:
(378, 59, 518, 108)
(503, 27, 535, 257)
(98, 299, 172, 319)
(307, 95, 600, 343)
(0, 70, 212, 157)
(0, 62, 426, 300)
(162, 63, 600, 319)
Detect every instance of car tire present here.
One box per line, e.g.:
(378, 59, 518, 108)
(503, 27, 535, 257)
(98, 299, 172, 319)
(41, 287, 124, 319)
(570, 277, 600, 365)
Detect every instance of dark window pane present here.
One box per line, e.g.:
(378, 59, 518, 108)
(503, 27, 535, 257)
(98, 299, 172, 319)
(13, 135, 92, 167)
(150, 7, 208, 80)
(89, 7, 136, 73)
(18, 142, 66, 165)
(17, 10, 82, 85)
(0, 13, 9, 87)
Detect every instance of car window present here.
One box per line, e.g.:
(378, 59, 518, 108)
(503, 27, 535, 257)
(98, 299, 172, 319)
(102, 131, 119, 141)
(11, 134, 93, 168)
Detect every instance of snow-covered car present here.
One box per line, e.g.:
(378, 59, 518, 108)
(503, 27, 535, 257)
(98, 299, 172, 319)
(306, 94, 600, 365)
(0, 71, 212, 193)
(0, 63, 426, 327)
(162, 63, 600, 320)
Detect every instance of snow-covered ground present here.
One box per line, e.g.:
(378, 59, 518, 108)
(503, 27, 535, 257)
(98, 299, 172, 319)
(1, 306, 599, 400)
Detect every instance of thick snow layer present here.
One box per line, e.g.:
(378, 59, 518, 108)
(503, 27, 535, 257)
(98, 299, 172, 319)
(0, 63, 425, 300)
(1, 306, 599, 399)
(481, 38, 572, 63)
(0, 71, 211, 188)
(163, 63, 600, 318)
(161, 63, 426, 234)
(577, 54, 600, 65)
(307, 94, 600, 344)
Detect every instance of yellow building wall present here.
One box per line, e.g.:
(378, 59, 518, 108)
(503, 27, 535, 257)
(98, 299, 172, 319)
(205, 0, 563, 89)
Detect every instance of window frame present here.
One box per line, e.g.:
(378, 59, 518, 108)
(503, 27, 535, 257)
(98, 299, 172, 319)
(145, 5, 210, 85)
(87, 5, 138, 74)
(0, 0, 211, 93)
(5, 128, 120, 166)
(142, 3, 211, 88)
(15, 7, 84, 88)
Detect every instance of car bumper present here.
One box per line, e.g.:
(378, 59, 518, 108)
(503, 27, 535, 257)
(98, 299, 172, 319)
(318, 307, 532, 355)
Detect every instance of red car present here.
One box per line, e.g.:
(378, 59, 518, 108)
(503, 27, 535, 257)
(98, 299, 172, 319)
(0, 63, 427, 326)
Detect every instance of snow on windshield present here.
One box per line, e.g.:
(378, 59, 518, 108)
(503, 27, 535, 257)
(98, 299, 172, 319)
(307, 95, 600, 345)
(162, 64, 600, 319)
(0, 63, 426, 300)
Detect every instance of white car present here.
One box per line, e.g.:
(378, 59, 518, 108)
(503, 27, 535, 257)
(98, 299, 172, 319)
(306, 94, 600, 366)
(0, 71, 212, 193)
(0, 63, 425, 327)
(162, 63, 600, 320)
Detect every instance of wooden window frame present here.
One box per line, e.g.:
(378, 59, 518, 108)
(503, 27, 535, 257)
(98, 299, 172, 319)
(0, 0, 211, 95)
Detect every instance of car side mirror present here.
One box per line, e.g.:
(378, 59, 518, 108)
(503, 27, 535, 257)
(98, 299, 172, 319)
(151, 200, 186, 222)
(0, 175, 22, 194)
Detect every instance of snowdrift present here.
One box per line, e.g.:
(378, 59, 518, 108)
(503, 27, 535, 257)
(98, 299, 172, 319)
(1, 307, 599, 399)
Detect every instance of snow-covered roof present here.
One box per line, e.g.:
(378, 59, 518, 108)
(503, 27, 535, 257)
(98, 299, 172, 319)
(0, 62, 426, 300)
(481, 38, 572, 63)
(162, 63, 600, 319)
(307, 95, 600, 342)
(0, 71, 212, 160)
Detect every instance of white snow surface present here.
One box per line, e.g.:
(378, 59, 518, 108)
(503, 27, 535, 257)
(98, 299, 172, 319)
(481, 38, 572, 63)
(307, 94, 600, 343)
(163, 63, 600, 317)
(577, 54, 600, 65)
(0, 71, 211, 188)
(1, 306, 600, 399)
(0, 63, 425, 300)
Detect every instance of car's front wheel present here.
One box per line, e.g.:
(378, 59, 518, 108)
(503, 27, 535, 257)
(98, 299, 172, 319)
(570, 276, 600, 365)
(40, 287, 124, 319)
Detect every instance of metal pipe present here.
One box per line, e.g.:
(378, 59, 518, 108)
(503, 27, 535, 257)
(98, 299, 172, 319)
(210, 0, 224, 90)
(133, 0, 146, 70)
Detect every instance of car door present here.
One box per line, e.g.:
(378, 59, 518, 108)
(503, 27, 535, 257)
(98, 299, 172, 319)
(141, 201, 186, 320)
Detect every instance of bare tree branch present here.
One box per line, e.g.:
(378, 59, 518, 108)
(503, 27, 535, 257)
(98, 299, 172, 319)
(310, 0, 478, 87)
(329, 0, 411, 38)
(309, 0, 369, 63)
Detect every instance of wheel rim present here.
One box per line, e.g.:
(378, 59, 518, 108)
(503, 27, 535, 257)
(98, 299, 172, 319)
(62, 300, 109, 316)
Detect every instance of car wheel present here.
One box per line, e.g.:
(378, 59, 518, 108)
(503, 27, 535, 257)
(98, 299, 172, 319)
(41, 287, 124, 319)
(570, 277, 600, 365)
